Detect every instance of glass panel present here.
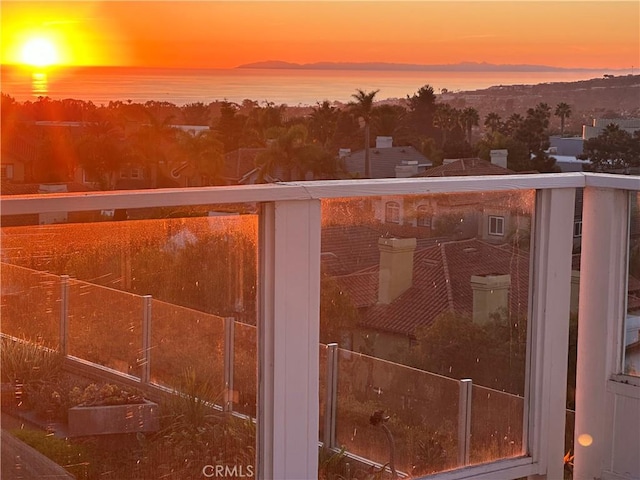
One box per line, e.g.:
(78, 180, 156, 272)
(624, 192, 640, 376)
(334, 350, 459, 476)
(319, 343, 328, 445)
(150, 300, 225, 393)
(0, 263, 60, 348)
(470, 385, 524, 463)
(0, 210, 258, 478)
(234, 320, 257, 417)
(320, 190, 534, 476)
(68, 279, 142, 376)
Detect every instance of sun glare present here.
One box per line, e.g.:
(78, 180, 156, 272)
(20, 37, 59, 68)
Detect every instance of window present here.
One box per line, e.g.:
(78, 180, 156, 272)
(574, 220, 583, 237)
(120, 166, 144, 179)
(416, 205, 431, 227)
(1, 164, 14, 180)
(82, 169, 100, 183)
(130, 167, 142, 179)
(489, 215, 505, 236)
(385, 201, 400, 224)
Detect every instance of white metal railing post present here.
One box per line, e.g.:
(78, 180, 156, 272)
(573, 186, 629, 480)
(59, 275, 69, 356)
(258, 200, 321, 480)
(324, 342, 338, 450)
(141, 295, 152, 384)
(458, 378, 472, 466)
(527, 188, 576, 480)
(224, 317, 235, 412)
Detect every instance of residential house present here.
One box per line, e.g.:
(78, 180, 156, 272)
(341, 136, 432, 179)
(582, 117, 640, 140)
(1, 130, 37, 184)
(331, 236, 530, 359)
(371, 154, 531, 243)
(223, 148, 267, 185)
(0, 181, 97, 226)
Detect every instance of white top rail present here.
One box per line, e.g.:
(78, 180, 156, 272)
(584, 173, 640, 190)
(1, 172, 637, 216)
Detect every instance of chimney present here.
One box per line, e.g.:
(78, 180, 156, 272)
(375, 136, 393, 148)
(395, 160, 419, 178)
(470, 274, 511, 324)
(378, 237, 417, 304)
(490, 149, 508, 168)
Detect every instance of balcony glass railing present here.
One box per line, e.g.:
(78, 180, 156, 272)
(1, 173, 636, 480)
(0, 205, 258, 479)
(318, 191, 533, 475)
(624, 191, 640, 376)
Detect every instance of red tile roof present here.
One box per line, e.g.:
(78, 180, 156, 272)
(335, 238, 530, 337)
(223, 148, 266, 183)
(421, 158, 515, 177)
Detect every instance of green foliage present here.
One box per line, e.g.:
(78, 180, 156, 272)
(0, 337, 63, 385)
(554, 102, 572, 136)
(155, 369, 255, 477)
(320, 273, 361, 345)
(406, 84, 437, 142)
(410, 311, 527, 395)
(10, 428, 94, 478)
(163, 367, 222, 430)
(256, 123, 337, 181)
(514, 102, 551, 155)
(25, 375, 77, 422)
(319, 447, 350, 480)
(70, 383, 145, 407)
(581, 124, 640, 172)
(431, 213, 461, 237)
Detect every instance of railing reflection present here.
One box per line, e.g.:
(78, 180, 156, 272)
(0, 264, 60, 348)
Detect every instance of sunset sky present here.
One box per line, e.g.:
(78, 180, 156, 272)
(1, 1, 638, 70)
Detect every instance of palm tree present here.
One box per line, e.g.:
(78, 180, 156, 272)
(554, 102, 572, 136)
(433, 103, 459, 148)
(461, 107, 479, 144)
(176, 129, 225, 185)
(406, 84, 437, 139)
(372, 104, 407, 140)
(349, 89, 379, 178)
(75, 120, 128, 189)
(309, 100, 339, 149)
(256, 124, 308, 182)
(503, 113, 524, 137)
(484, 112, 502, 135)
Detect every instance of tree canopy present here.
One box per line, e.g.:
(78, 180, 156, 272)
(580, 124, 640, 173)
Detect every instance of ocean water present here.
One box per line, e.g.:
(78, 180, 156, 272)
(0, 66, 629, 106)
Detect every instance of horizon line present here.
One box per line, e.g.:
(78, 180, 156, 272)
(1, 62, 635, 73)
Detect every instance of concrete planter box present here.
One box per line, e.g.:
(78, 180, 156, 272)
(68, 400, 159, 437)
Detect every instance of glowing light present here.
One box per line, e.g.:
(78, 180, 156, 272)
(20, 37, 59, 67)
(578, 433, 593, 447)
(32, 72, 48, 95)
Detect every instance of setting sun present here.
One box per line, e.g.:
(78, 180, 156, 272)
(20, 37, 59, 68)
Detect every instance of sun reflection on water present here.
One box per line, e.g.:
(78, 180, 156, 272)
(32, 71, 48, 96)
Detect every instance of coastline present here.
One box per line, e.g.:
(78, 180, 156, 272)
(1, 64, 636, 107)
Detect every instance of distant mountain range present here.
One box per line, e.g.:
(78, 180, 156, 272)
(236, 61, 620, 73)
